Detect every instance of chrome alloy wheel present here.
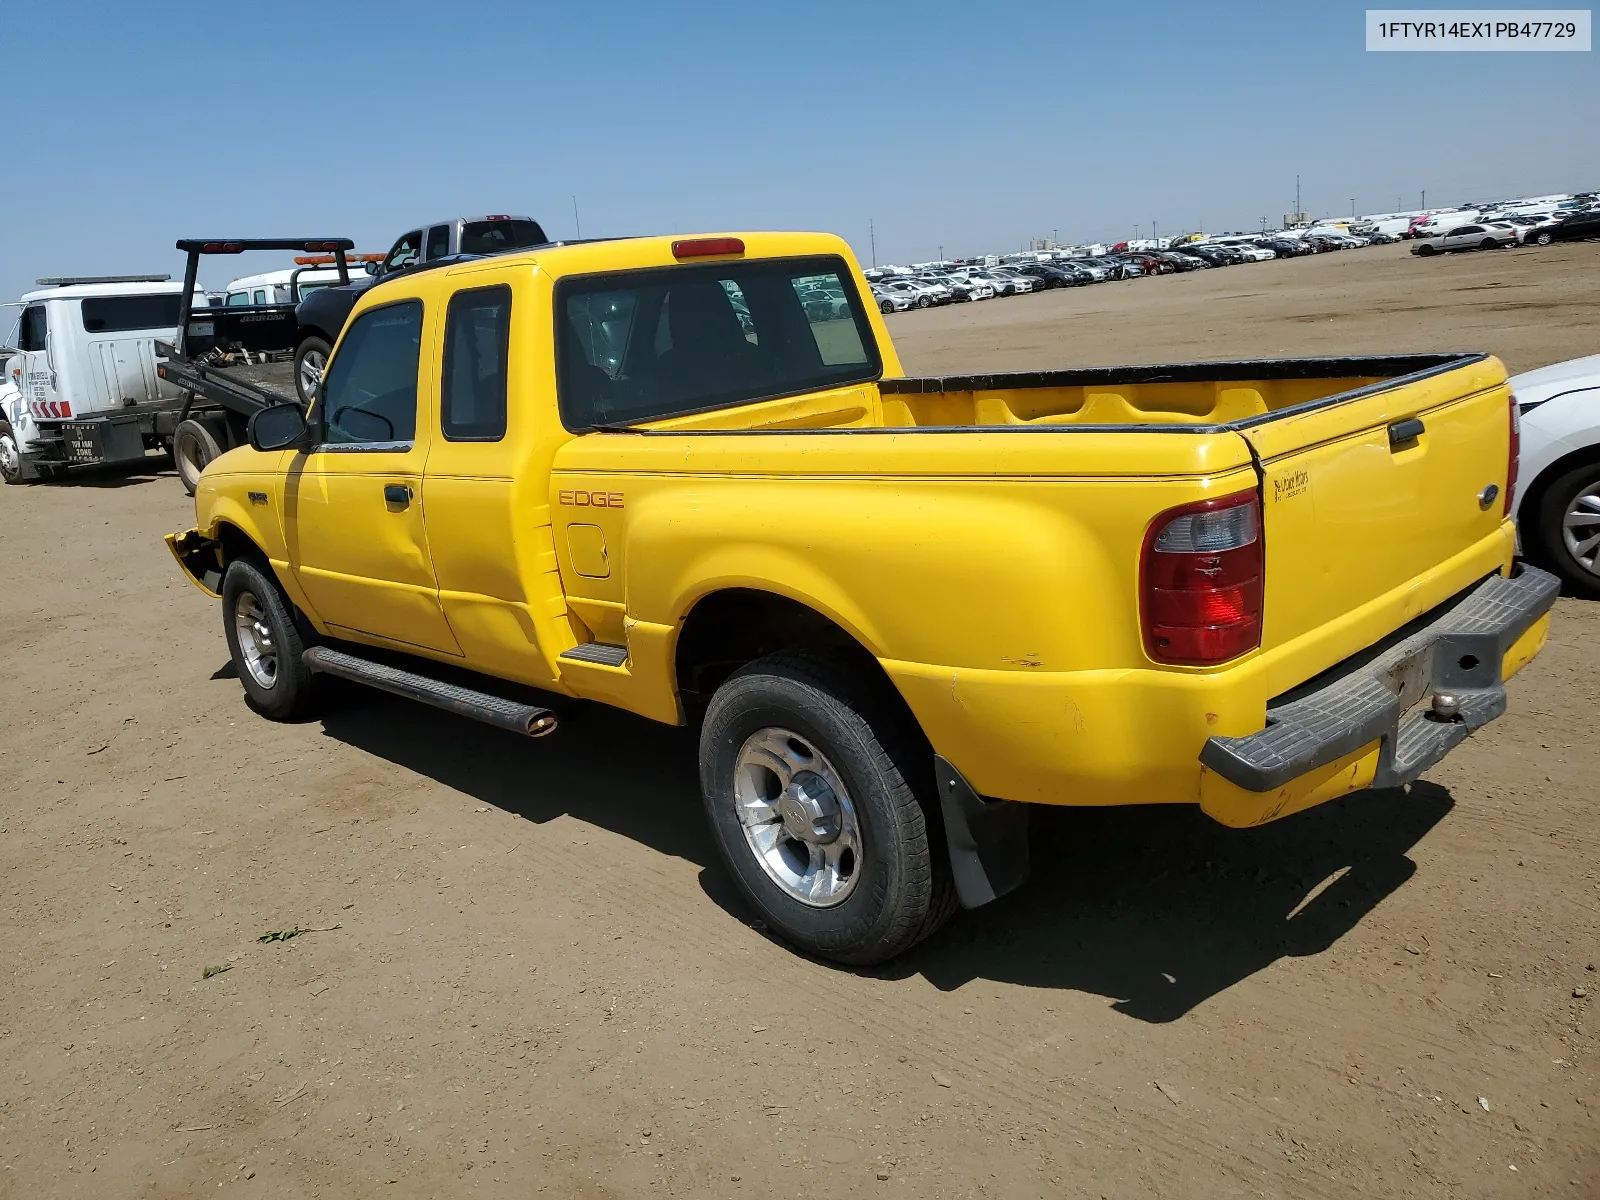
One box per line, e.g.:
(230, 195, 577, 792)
(298, 348, 326, 398)
(233, 590, 279, 689)
(733, 727, 862, 907)
(1562, 483, 1600, 577)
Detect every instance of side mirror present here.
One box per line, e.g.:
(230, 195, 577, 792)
(364, 261, 381, 277)
(248, 404, 312, 453)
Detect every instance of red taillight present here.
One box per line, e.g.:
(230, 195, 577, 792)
(201, 242, 243, 254)
(1141, 490, 1264, 666)
(671, 237, 745, 259)
(1505, 392, 1520, 518)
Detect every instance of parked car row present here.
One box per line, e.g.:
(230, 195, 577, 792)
(1413, 207, 1600, 255)
(864, 227, 1395, 311)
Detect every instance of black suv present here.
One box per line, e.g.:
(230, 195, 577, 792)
(292, 215, 548, 402)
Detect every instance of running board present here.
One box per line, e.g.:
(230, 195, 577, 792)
(303, 646, 558, 737)
(560, 642, 628, 667)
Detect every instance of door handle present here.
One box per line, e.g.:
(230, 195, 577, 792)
(383, 484, 412, 506)
(1388, 417, 1425, 449)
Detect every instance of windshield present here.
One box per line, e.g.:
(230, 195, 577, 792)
(557, 255, 881, 430)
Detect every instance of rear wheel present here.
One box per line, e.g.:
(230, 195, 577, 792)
(699, 653, 957, 965)
(172, 418, 222, 496)
(1480, 238, 1499, 250)
(220, 558, 315, 719)
(0, 420, 26, 485)
(1527, 462, 1600, 599)
(294, 336, 332, 406)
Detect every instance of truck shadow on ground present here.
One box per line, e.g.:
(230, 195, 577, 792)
(316, 689, 1452, 1024)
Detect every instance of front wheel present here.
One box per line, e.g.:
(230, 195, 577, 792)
(0, 420, 26, 485)
(1533, 231, 1554, 245)
(879, 300, 895, 314)
(294, 336, 332, 406)
(916, 295, 931, 309)
(1527, 462, 1600, 599)
(1415, 244, 1435, 256)
(220, 558, 315, 719)
(699, 653, 956, 965)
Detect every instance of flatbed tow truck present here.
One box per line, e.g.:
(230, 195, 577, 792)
(156, 238, 356, 492)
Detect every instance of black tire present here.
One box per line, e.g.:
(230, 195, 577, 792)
(1525, 461, 1600, 600)
(294, 336, 332, 406)
(173, 418, 222, 496)
(916, 295, 931, 309)
(0, 419, 27, 485)
(879, 300, 894, 314)
(1416, 244, 1435, 256)
(1533, 231, 1553, 246)
(219, 558, 316, 720)
(699, 653, 957, 966)
(1480, 238, 1499, 250)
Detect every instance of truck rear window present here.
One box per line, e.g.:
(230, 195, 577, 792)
(81, 294, 183, 333)
(555, 255, 881, 429)
(460, 219, 548, 256)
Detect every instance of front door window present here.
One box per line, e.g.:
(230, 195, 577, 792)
(318, 302, 423, 446)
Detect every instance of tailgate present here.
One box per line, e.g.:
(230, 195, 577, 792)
(1241, 355, 1513, 661)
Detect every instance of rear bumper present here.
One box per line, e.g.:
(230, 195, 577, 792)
(36, 415, 152, 466)
(1199, 564, 1559, 793)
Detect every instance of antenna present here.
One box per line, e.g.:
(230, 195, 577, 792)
(870, 217, 876, 267)
(572, 196, 581, 239)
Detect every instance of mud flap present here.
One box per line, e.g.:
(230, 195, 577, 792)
(933, 754, 1031, 908)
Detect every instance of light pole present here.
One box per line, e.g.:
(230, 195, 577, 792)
(1421, 189, 1427, 210)
(869, 217, 876, 267)
(938, 244, 943, 262)
(1350, 198, 1355, 218)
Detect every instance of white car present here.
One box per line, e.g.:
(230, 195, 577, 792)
(1229, 244, 1277, 262)
(879, 279, 947, 308)
(871, 287, 914, 314)
(986, 267, 1037, 293)
(1510, 354, 1600, 597)
(1410, 223, 1517, 255)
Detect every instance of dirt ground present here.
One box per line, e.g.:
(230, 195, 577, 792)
(2, 241, 1597, 1200)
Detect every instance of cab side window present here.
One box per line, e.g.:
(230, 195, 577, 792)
(425, 225, 451, 261)
(318, 301, 423, 446)
(441, 286, 510, 441)
(19, 305, 47, 351)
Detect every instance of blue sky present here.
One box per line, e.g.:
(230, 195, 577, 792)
(2, 0, 1596, 299)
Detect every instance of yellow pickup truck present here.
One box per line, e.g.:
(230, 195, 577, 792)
(167, 231, 1558, 964)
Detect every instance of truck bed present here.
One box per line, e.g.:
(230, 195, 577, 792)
(646, 353, 1478, 433)
(155, 350, 299, 417)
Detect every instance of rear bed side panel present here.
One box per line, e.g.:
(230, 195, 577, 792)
(552, 431, 1258, 684)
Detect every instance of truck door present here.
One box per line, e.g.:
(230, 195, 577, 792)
(283, 298, 462, 655)
(15, 304, 58, 417)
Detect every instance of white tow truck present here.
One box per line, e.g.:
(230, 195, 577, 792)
(0, 276, 207, 483)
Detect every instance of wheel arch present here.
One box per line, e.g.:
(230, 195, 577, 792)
(673, 587, 923, 743)
(1517, 441, 1600, 529)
